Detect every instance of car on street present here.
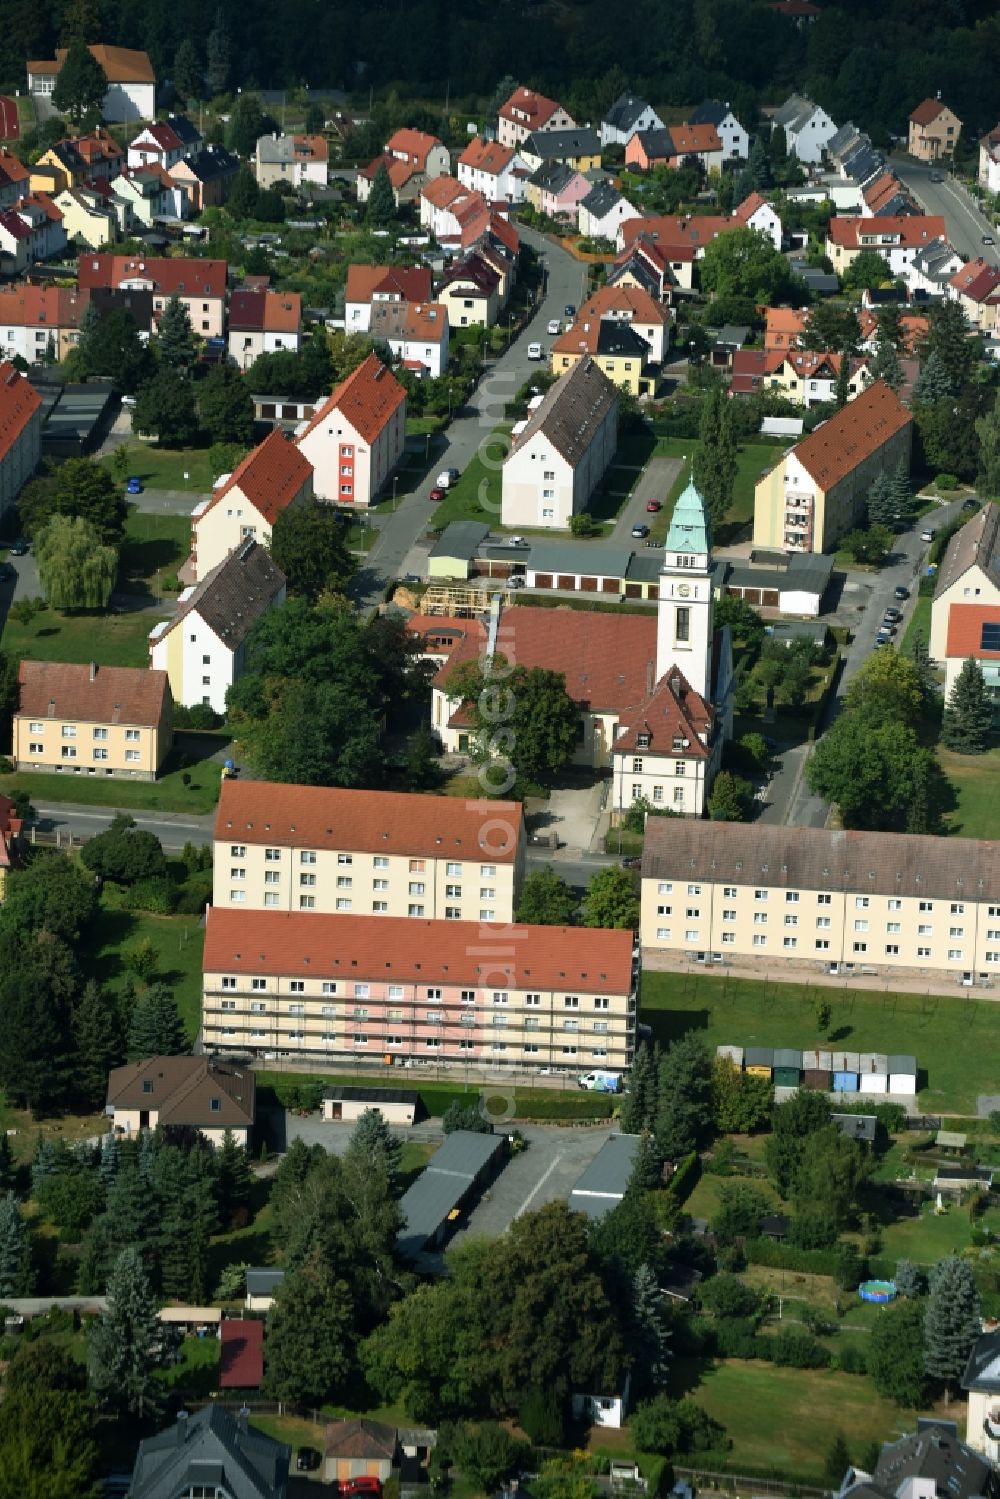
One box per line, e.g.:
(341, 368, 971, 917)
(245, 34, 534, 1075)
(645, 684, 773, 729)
(429, 486, 446, 502)
(874, 634, 889, 649)
(8, 537, 28, 555)
(883, 606, 902, 623)
(880, 620, 897, 635)
(930, 171, 944, 182)
(962, 497, 980, 512)
(920, 527, 936, 543)
(126, 477, 143, 494)
(631, 522, 650, 538)
(296, 1448, 321, 1473)
(646, 499, 662, 512)
(508, 534, 526, 546)
(984, 235, 995, 246)
(547, 319, 560, 334)
(435, 468, 460, 488)
(894, 585, 909, 600)
(341, 1479, 383, 1497)
(527, 342, 543, 360)
(564, 303, 576, 317)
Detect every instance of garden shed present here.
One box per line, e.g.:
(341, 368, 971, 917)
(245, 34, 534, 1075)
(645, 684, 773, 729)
(802, 1047, 832, 1090)
(744, 1046, 774, 1078)
(773, 1048, 803, 1087)
(716, 1045, 744, 1067)
(830, 1050, 860, 1092)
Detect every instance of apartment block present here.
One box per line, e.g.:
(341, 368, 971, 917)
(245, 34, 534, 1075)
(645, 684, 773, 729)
(641, 819, 1000, 987)
(212, 779, 526, 923)
(202, 908, 636, 1070)
(13, 660, 172, 780)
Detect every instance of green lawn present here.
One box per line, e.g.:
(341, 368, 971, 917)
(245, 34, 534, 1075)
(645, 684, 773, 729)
(159, 1335, 220, 1396)
(876, 1198, 1000, 1264)
(428, 427, 510, 532)
(88, 900, 205, 1042)
(641, 969, 1000, 1113)
(901, 591, 933, 656)
(663, 1358, 922, 1483)
(0, 734, 226, 815)
(100, 445, 218, 492)
(939, 745, 1000, 839)
(120, 510, 192, 593)
(1, 604, 156, 669)
(254, 1069, 615, 1122)
(649, 438, 783, 545)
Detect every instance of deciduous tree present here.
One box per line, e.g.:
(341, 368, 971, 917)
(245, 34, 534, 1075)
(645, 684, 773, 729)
(655, 1033, 713, 1161)
(581, 865, 639, 930)
(264, 1248, 356, 1404)
(198, 361, 254, 445)
(270, 496, 356, 601)
(868, 1297, 928, 1405)
(515, 866, 577, 926)
(712, 1056, 773, 1133)
(52, 39, 107, 123)
(133, 369, 200, 447)
(1, 850, 97, 941)
(35, 514, 117, 610)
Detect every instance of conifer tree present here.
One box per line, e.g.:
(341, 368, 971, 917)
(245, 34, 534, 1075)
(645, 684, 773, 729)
(866, 473, 895, 528)
(128, 983, 186, 1057)
(0, 1191, 33, 1297)
(941, 657, 993, 754)
(88, 1246, 177, 1418)
(631, 1262, 671, 1391)
(367, 162, 396, 227)
(156, 295, 197, 373)
(73, 979, 125, 1112)
(924, 1255, 981, 1399)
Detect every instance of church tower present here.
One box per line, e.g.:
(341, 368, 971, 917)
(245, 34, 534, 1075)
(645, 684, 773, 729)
(656, 473, 714, 699)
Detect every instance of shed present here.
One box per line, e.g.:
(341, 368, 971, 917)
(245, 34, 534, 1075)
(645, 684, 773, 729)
(934, 1165, 994, 1193)
(858, 1052, 889, 1094)
(244, 1267, 284, 1312)
(833, 1070, 859, 1093)
(568, 1133, 642, 1220)
(397, 1129, 508, 1260)
(427, 522, 491, 580)
(219, 1317, 263, 1389)
(759, 1212, 790, 1242)
(829, 1051, 860, 1072)
(936, 1130, 968, 1153)
(744, 1046, 773, 1078)
(773, 1047, 802, 1087)
(803, 1069, 832, 1091)
(322, 1085, 420, 1126)
(888, 1054, 918, 1097)
(158, 1306, 221, 1332)
(323, 1418, 397, 1486)
(832, 1112, 877, 1144)
(716, 1044, 744, 1067)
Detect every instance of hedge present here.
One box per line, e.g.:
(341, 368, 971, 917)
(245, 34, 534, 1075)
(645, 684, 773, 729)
(744, 1237, 865, 1279)
(666, 1151, 700, 1204)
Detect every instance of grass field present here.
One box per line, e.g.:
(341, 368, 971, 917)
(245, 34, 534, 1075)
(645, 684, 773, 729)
(939, 745, 1000, 839)
(88, 900, 205, 1041)
(0, 603, 156, 669)
(101, 445, 218, 492)
(120, 510, 191, 593)
(254, 1069, 614, 1122)
(901, 591, 933, 656)
(876, 1198, 1000, 1264)
(641, 969, 1000, 1113)
(427, 428, 510, 532)
(648, 437, 783, 545)
(0, 733, 226, 815)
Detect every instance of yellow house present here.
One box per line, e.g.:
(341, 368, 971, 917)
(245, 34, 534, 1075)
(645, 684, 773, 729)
(13, 660, 172, 780)
(908, 98, 962, 162)
(54, 186, 119, 248)
(753, 380, 913, 554)
(188, 428, 313, 582)
(438, 254, 501, 328)
(520, 127, 602, 173)
(550, 316, 656, 395)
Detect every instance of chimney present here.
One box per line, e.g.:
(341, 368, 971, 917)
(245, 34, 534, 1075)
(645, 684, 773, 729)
(89, 660, 97, 682)
(176, 1410, 189, 1445)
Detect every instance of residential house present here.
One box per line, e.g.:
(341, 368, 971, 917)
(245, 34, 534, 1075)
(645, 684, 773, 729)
(979, 125, 1000, 195)
(78, 253, 228, 338)
(322, 1421, 397, 1487)
(0, 149, 29, 210)
(245, 1268, 285, 1312)
(419, 177, 489, 247)
(0, 361, 40, 520)
(753, 380, 913, 553)
(601, 93, 664, 148)
(551, 316, 655, 395)
(563, 283, 669, 363)
(169, 145, 239, 211)
(525, 161, 590, 219)
(457, 136, 529, 203)
(732, 191, 783, 250)
(947, 258, 1000, 332)
(862, 170, 919, 218)
(384, 127, 450, 179)
(765, 306, 811, 353)
(27, 44, 156, 123)
(520, 127, 602, 173)
(625, 124, 722, 172)
(771, 94, 838, 162)
(129, 1407, 288, 1499)
(840, 1425, 997, 1499)
(825, 215, 949, 278)
(908, 98, 962, 161)
(641, 818, 1000, 986)
(963, 1331, 1000, 1462)
(12, 660, 172, 780)
(355, 153, 426, 207)
(344, 263, 432, 333)
(0, 285, 87, 364)
(53, 184, 119, 247)
(476, 234, 517, 307)
(227, 287, 302, 369)
(906, 236, 964, 296)
(857, 306, 928, 355)
(764, 350, 872, 408)
(502, 357, 618, 530)
(202, 907, 633, 1070)
(0, 794, 24, 902)
(210, 777, 526, 923)
(107, 1056, 255, 1147)
(497, 86, 575, 149)
(34, 128, 123, 191)
(369, 300, 450, 378)
(189, 428, 313, 580)
(255, 132, 329, 190)
(610, 233, 691, 298)
(108, 165, 176, 227)
(577, 182, 643, 243)
(149, 538, 287, 714)
(930, 502, 1000, 702)
(87, 285, 155, 343)
(686, 99, 750, 160)
(618, 211, 742, 262)
(127, 114, 202, 172)
(0, 193, 67, 272)
(437, 253, 501, 327)
(296, 351, 406, 506)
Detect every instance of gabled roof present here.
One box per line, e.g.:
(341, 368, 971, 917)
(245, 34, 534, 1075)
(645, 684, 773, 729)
(630, 128, 675, 160)
(220, 1319, 263, 1389)
(523, 127, 600, 159)
(16, 659, 168, 727)
(910, 97, 957, 127)
(614, 665, 713, 757)
(384, 128, 444, 168)
(528, 160, 580, 194)
(552, 317, 651, 360)
(0, 360, 41, 461)
(687, 98, 733, 128)
(573, 282, 668, 327)
(604, 93, 657, 133)
(786, 380, 911, 492)
(458, 136, 516, 175)
(499, 86, 564, 132)
(580, 180, 625, 217)
(345, 263, 432, 305)
(0, 149, 29, 189)
(949, 257, 1000, 303)
(507, 356, 617, 468)
(945, 603, 1000, 660)
(664, 123, 722, 156)
(130, 1406, 288, 1499)
(370, 300, 448, 343)
(487, 210, 519, 256)
(203, 428, 312, 527)
(174, 145, 239, 182)
(29, 44, 155, 83)
(107, 1056, 256, 1128)
(152, 538, 285, 652)
(935, 502, 1000, 596)
(228, 287, 301, 333)
(963, 1331, 1000, 1394)
(324, 1420, 397, 1461)
(732, 191, 773, 223)
(826, 215, 947, 249)
(297, 351, 405, 445)
(78, 253, 227, 299)
(439, 252, 500, 296)
(772, 93, 821, 131)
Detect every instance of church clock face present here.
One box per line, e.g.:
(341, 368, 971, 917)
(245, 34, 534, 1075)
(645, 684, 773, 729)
(677, 584, 691, 597)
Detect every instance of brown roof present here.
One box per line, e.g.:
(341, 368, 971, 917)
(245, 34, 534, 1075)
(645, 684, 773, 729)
(344, 263, 432, 305)
(78, 253, 227, 300)
(203, 428, 313, 526)
(293, 133, 328, 163)
(643, 817, 1000, 902)
(934, 502, 1000, 597)
(153, 538, 285, 652)
(204, 908, 635, 993)
(666, 123, 722, 155)
(826, 216, 947, 249)
(0, 360, 41, 460)
(228, 287, 301, 333)
(16, 660, 168, 728)
(499, 87, 562, 131)
(297, 352, 405, 445)
(787, 380, 911, 492)
(614, 666, 713, 757)
(214, 778, 523, 862)
(369, 300, 448, 343)
(107, 1056, 256, 1128)
(29, 44, 155, 83)
(573, 282, 668, 327)
(910, 97, 956, 127)
(507, 357, 617, 468)
(458, 137, 516, 174)
(324, 1420, 397, 1461)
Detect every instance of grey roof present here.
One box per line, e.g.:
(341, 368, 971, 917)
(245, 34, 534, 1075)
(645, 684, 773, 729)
(624, 550, 667, 583)
(744, 1047, 774, 1067)
(529, 160, 578, 193)
(872, 1420, 996, 1499)
(642, 819, 1000, 907)
(397, 1129, 506, 1257)
(773, 1048, 802, 1069)
(245, 1267, 285, 1296)
(768, 620, 830, 647)
(429, 520, 490, 560)
(159, 538, 285, 651)
(633, 128, 675, 159)
(256, 133, 295, 166)
(580, 180, 623, 217)
(773, 94, 819, 131)
(596, 320, 650, 359)
(322, 1084, 420, 1105)
(935, 1166, 994, 1184)
(506, 357, 617, 469)
(717, 1044, 744, 1064)
(608, 255, 660, 297)
(832, 1113, 878, 1142)
(830, 1051, 860, 1071)
(181, 145, 239, 181)
(912, 237, 960, 281)
(887, 1054, 917, 1074)
(714, 324, 751, 349)
(688, 99, 731, 128)
(528, 539, 634, 576)
(825, 121, 863, 159)
(167, 114, 202, 147)
(130, 1406, 289, 1499)
(963, 1331, 1000, 1394)
(568, 1133, 642, 1218)
(604, 93, 657, 134)
(859, 1052, 888, 1073)
(524, 127, 601, 159)
(935, 502, 1000, 599)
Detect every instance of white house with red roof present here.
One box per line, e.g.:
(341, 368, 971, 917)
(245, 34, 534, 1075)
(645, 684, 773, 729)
(497, 86, 574, 149)
(947, 258, 1000, 333)
(0, 150, 30, 211)
(128, 115, 203, 171)
(825, 216, 949, 278)
(732, 192, 783, 251)
(457, 137, 529, 203)
(188, 429, 314, 581)
(930, 503, 1000, 703)
(27, 44, 155, 124)
(0, 361, 41, 519)
(384, 129, 450, 178)
(296, 352, 406, 507)
(78, 252, 227, 337)
(0, 193, 65, 271)
(344, 264, 433, 333)
(227, 288, 302, 369)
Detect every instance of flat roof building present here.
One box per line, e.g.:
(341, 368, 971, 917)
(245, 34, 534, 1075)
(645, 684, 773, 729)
(397, 1129, 508, 1260)
(568, 1133, 642, 1219)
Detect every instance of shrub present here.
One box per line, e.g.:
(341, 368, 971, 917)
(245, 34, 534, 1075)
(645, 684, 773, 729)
(767, 1329, 830, 1368)
(836, 1345, 869, 1375)
(935, 473, 959, 490)
(122, 877, 174, 914)
(713, 1318, 758, 1359)
(698, 1273, 761, 1320)
(665, 1151, 700, 1204)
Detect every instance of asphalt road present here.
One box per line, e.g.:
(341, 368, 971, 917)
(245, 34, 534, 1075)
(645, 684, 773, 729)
(28, 802, 216, 849)
(608, 455, 683, 545)
(891, 157, 998, 266)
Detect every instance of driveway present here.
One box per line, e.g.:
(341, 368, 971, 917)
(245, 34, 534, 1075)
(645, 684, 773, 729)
(608, 455, 682, 545)
(891, 157, 998, 266)
(526, 779, 606, 853)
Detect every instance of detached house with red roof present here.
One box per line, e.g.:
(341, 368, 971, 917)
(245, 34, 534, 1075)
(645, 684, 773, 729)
(78, 253, 228, 338)
(0, 149, 30, 211)
(0, 193, 66, 272)
(438, 253, 501, 327)
(947, 258, 1000, 333)
(189, 428, 314, 580)
(0, 285, 87, 364)
(457, 136, 529, 204)
(625, 123, 723, 173)
(825, 215, 949, 278)
(128, 115, 203, 172)
(753, 380, 913, 553)
(227, 287, 302, 370)
(978, 124, 1000, 195)
(497, 86, 575, 149)
(357, 129, 449, 205)
(296, 352, 406, 507)
(344, 263, 432, 332)
(369, 301, 450, 378)
(13, 660, 172, 779)
(0, 361, 41, 518)
(930, 502, 1000, 705)
(908, 98, 961, 163)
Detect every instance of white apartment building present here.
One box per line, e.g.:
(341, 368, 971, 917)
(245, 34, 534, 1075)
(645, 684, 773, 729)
(501, 357, 618, 530)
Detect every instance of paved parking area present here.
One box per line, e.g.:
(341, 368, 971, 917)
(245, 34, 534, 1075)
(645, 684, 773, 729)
(449, 1123, 615, 1242)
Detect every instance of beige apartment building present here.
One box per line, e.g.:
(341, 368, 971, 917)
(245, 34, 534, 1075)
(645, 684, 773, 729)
(641, 820, 1000, 988)
(212, 779, 526, 924)
(202, 907, 636, 1071)
(12, 660, 172, 779)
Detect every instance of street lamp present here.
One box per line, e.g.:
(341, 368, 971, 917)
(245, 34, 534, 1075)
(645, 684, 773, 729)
(392, 474, 398, 512)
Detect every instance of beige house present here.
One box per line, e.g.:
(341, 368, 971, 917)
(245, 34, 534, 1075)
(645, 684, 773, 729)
(106, 1057, 255, 1147)
(77, 253, 228, 339)
(641, 819, 1000, 987)
(930, 502, 1000, 698)
(322, 1086, 419, 1124)
(908, 98, 961, 161)
(497, 86, 575, 149)
(437, 254, 501, 328)
(189, 428, 313, 582)
(947, 258, 1000, 332)
(13, 660, 172, 780)
(753, 380, 913, 553)
(502, 358, 618, 530)
(53, 185, 119, 247)
(296, 352, 406, 507)
(212, 778, 526, 924)
(202, 906, 636, 1071)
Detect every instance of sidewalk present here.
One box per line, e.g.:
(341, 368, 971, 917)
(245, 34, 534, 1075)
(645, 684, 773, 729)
(640, 948, 1000, 1002)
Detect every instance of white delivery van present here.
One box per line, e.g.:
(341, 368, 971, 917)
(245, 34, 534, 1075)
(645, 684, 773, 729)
(527, 342, 543, 360)
(578, 1070, 622, 1093)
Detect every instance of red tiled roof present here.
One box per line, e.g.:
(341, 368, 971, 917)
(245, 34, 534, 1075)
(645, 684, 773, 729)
(405, 615, 487, 655)
(614, 666, 713, 756)
(789, 380, 912, 491)
(137, 121, 183, 153)
(826, 216, 947, 249)
(575, 282, 668, 327)
(949, 257, 1000, 303)
(220, 1318, 263, 1389)
(0, 361, 41, 463)
(489, 211, 520, 254)
(732, 191, 771, 222)
(385, 128, 444, 168)
(214, 777, 522, 862)
(29, 44, 155, 83)
(419, 174, 467, 209)
(205, 428, 312, 526)
(0, 209, 32, 241)
(728, 348, 773, 394)
(16, 660, 168, 727)
(910, 97, 954, 127)
(78, 253, 227, 299)
(0, 97, 20, 141)
(293, 133, 328, 163)
(665, 123, 722, 155)
(297, 351, 406, 445)
(228, 287, 301, 333)
(856, 308, 928, 353)
(204, 907, 635, 994)
(499, 87, 561, 131)
(459, 137, 516, 174)
(0, 149, 29, 186)
(345, 264, 432, 305)
(945, 604, 1000, 659)
(619, 215, 725, 252)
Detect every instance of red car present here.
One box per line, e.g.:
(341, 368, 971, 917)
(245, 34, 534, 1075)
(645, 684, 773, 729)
(341, 1481, 383, 1497)
(429, 486, 446, 502)
(646, 499, 662, 512)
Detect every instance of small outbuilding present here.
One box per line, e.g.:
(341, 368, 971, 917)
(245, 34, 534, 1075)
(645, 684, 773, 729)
(889, 1054, 918, 1097)
(244, 1267, 285, 1312)
(322, 1085, 420, 1126)
(759, 1212, 791, 1242)
(744, 1046, 774, 1078)
(716, 1044, 744, 1067)
(397, 1129, 508, 1261)
(568, 1134, 642, 1220)
(858, 1053, 889, 1094)
(832, 1112, 878, 1144)
(323, 1419, 397, 1486)
(773, 1048, 803, 1087)
(219, 1318, 263, 1389)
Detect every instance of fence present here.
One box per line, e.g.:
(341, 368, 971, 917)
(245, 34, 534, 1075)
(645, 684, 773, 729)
(673, 1465, 826, 1498)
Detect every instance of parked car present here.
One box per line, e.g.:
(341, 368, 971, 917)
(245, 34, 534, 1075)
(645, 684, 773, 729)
(962, 497, 980, 512)
(0, 562, 13, 582)
(126, 477, 143, 494)
(883, 607, 902, 623)
(646, 499, 662, 512)
(894, 585, 909, 600)
(429, 486, 446, 502)
(930, 171, 944, 182)
(547, 318, 560, 334)
(8, 537, 28, 555)
(527, 342, 543, 360)
(880, 620, 897, 636)
(564, 303, 576, 317)
(296, 1448, 321, 1473)
(435, 468, 460, 488)
(920, 527, 936, 543)
(341, 1479, 383, 1497)
(508, 534, 526, 546)
(983, 234, 995, 246)
(874, 635, 889, 649)
(631, 522, 650, 538)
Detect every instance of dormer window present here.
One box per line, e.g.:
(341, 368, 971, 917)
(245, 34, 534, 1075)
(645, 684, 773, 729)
(142, 1080, 153, 1094)
(637, 732, 650, 749)
(210, 1097, 221, 1112)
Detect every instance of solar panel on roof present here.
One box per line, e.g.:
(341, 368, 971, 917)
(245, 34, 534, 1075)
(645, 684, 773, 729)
(981, 623, 1000, 651)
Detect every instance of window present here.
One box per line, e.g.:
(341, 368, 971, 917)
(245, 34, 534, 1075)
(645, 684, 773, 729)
(686, 907, 700, 919)
(301, 850, 317, 865)
(28, 722, 43, 734)
(886, 921, 901, 934)
(853, 941, 868, 953)
(446, 884, 462, 898)
(250, 1001, 266, 1014)
(92, 727, 108, 740)
(409, 859, 425, 873)
(446, 861, 462, 876)
(632, 757, 644, 773)
(685, 929, 699, 942)
(336, 875, 352, 888)
(125, 729, 140, 742)
(93, 748, 108, 761)
(658, 882, 673, 894)
(481, 864, 496, 877)
(723, 887, 736, 898)
(251, 978, 267, 992)
(409, 904, 425, 917)
(854, 920, 869, 933)
(336, 898, 352, 911)
(29, 743, 43, 754)
(300, 873, 316, 887)
(445, 905, 461, 919)
(885, 944, 899, 955)
(951, 903, 964, 914)
(321, 981, 337, 997)
(374, 856, 388, 869)
(300, 896, 316, 909)
(372, 900, 387, 912)
(753, 912, 767, 925)
(354, 1034, 368, 1045)
(337, 853, 353, 866)
(653, 785, 664, 802)
(289, 980, 305, 995)
(354, 984, 370, 998)
(61, 725, 76, 739)
(816, 939, 830, 950)
(816, 916, 831, 929)
(373, 878, 388, 890)
(949, 926, 964, 937)
(888, 898, 902, 910)
(675, 606, 690, 642)
(409, 881, 425, 896)
(264, 893, 279, 907)
(687, 883, 702, 896)
(919, 900, 933, 912)
(564, 995, 579, 1009)
(231, 845, 246, 857)
(752, 934, 767, 947)
(784, 915, 798, 927)
(818, 893, 831, 905)
(722, 909, 736, 922)
(221, 976, 237, 991)
(656, 928, 671, 940)
(265, 848, 281, 862)
(785, 891, 800, 904)
(918, 924, 932, 936)
(264, 871, 280, 885)
(480, 909, 495, 921)
(525, 993, 540, 1006)
(229, 890, 246, 903)
(673, 787, 684, 805)
(61, 746, 77, 760)
(783, 937, 798, 949)
(480, 886, 495, 899)
(594, 996, 609, 1010)
(948, 948, 963, 961)
(754, 889, 768, 902)
(855, 897, 869, 909)
(917, 946, 931, 958)
(388, 985, 404, 1000)
(493, 991, 509, 1005)
(288, 1003, 304, 1016)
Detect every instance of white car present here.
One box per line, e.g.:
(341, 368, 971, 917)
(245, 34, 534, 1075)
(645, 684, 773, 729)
(547, 319, 560, 335)
(435, 468, 460, 489)
(527, 342, 543, 360)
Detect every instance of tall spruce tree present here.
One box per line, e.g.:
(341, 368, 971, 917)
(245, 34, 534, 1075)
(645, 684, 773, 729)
(88, 1246, 177, 1418)
(924, 1255, 981, 1399)
(73, 980, 125, 1111)
(654, 1033, 713, 1161)
(205, 9, 231, 96)
(264, 1248, 356, 1405)
(345, 1109, 402, 1196)
(889, 457, 912, 517)
(367, 162, 396, 226)
(941, 657, 993, 754)
(52, 39, 107, 123)
(693, 383, 737, 530)
(835, 354, 851, 409)
(631, 1262, 672, 1392)
(871, 336, 903, 391)
(620, 1041, 657, 1134)
(128, 983, 186, 1056)
(866, 473, 895, 528)
(912, 350, 955, 406)
(0, 1191, 33, 1297)
(217, 1129, 253, 1223)
(156, 295, 197, 372)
